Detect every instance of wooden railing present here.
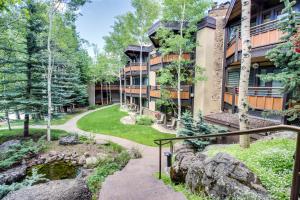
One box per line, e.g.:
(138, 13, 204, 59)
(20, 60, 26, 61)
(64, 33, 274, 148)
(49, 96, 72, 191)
(154, 125, 300, 200)
(150, 85, 191, 100)
(125, 85, 147, 94)
(124, 62, 148, 73)
(149, 53, 191, 66)
(224, 86, 285, 111)
(95, 85, 120, 91)
(226, 20, 283, 58)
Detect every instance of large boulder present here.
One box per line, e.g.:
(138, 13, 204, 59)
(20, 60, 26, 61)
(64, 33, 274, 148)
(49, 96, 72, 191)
(0, 165, 27, 185)
(170, 143, 198, 183)
(3, 179, 92, 200)
(185, 153, 269, 200)
(59, 135, 79, 145)
(0, 140, 21, 152)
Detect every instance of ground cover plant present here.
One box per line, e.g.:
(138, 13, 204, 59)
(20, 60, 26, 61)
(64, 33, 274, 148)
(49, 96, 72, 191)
(136, 115, 154, 126)
(87, 143, 131, 200)
(77, 105, 173, 146)
(206, 138, 295, 200)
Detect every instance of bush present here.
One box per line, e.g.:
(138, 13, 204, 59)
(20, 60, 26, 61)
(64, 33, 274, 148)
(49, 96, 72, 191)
(88, 105, 100, 110)
(136, 116, 154, 126)
(178, 111, 227, 150)
(87, 149, 130, 199)
(0, 169, 47, 199)
(0, 137, 46, 171)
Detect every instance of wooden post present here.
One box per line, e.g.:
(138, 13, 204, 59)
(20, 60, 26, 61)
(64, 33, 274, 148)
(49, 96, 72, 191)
(232, 87, 236, 114)
(159, 140, 162, 179)
(290, 133, 300, 200)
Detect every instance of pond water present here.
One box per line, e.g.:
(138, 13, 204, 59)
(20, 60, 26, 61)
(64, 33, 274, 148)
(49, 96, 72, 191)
(27, 161, 80, 180)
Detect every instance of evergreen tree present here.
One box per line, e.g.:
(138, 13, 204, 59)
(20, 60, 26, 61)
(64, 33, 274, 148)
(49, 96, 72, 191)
(262, 0, 300, 121)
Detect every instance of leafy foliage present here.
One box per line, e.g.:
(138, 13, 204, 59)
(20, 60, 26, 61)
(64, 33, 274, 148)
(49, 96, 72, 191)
(0, 137, 46, 171)
(0, 168, 47, 199)
(260, 0, 300, 121)
(136, 115, 154, 125)
(178, 111, 227, 150)
(87, 149, 130, 199)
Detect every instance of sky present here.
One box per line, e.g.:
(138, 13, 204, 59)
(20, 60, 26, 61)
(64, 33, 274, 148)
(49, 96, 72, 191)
(76, 0, 228, 57)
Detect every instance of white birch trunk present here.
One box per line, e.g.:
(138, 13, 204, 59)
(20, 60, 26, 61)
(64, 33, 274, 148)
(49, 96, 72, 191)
(139, 43, 143, 115)
(239, 0, 251, 148)
(47, 0, 54, 142)
(177, 2, 186, 122)
(119, 69, 122, 106)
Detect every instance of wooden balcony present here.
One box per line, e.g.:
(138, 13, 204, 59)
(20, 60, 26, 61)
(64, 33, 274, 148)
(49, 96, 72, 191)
(124, 85, 147, 95)
(150, 85, 191, 100)
(124, 63, 147, 73)
(224, 87, 284, 111)
(149, 53, 191, 66)
(95, 85, 120, 91)
(226, 20, 283, 58)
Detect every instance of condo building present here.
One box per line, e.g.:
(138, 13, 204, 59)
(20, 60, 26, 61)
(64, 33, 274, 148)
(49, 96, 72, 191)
(89, 0, 300, 130)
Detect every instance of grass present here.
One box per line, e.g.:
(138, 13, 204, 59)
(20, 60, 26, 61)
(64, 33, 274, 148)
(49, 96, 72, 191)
(206, 138, 295, 200)
(87, 143, 130, 200)
(0, 110, 86, 128)
(0, 129, 70, 143)
(77, 105, 173, 146)
(155, 173, 210, 200)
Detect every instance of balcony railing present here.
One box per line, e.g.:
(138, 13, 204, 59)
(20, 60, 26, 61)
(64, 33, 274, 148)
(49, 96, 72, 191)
(224, 86, 285, 111)
(95, 85, 120, 91)
(149, 53, 191, 66)
(124, 62, 148, 73)
(124, 85, 147, 94)
(150, 85, 191, 100)
(226, 20, 283, 58)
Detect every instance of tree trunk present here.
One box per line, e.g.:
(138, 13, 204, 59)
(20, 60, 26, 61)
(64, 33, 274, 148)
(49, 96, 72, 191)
(177, 2, 186, 123)
(109, 82, 112, 103)
(5, 111, 11, 131)
(100, 82, 103, 105)
(23, 114, 29, 137)
(46, 0, 54, 142)
(239, 0, 251, 148)
(119, 69, 123, 106)
(106, 83, 109, 105)
(15, 110, 20, 120)
(139, 44, 143, 115)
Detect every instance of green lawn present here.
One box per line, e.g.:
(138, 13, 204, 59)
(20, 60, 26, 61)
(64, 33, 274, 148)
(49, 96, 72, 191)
(207, 138, 295, 200)
(0, 129, 70, 143)
(77, 105, 173, 146)
(0, 110, 85, 128)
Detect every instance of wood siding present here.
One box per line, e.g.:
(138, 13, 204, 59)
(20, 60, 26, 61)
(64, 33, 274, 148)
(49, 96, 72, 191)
(149, 53, 191, 66)
(124, 65, 147, 73)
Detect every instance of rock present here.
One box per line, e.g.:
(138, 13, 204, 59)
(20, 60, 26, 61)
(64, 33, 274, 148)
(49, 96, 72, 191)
(185, 153, 269, 200)
(84, 152, 90, 158)
(170, 143, 197, 183)
(3, 179, 92, 200)
(0, 165, 27, 185)
(59, 135, 79, 146)
(85, 157, 98, 168)
(48, 151, 57, 157)
(78, 155, 86, 165)
(0, 140, 21, 152)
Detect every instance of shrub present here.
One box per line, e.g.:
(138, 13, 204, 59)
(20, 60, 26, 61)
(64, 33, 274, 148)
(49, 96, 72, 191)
(178, 111, 227, 150)
(88, 105, 100, 110)
(87, 149, 130, 199)
(128, 147, 142, 159)
(0, 169, 47, 199)
(136, 115, 154, 126)
(0, 137, 46, 171)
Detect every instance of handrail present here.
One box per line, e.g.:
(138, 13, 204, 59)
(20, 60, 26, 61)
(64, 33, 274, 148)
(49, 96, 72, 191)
(154, 124, 300, 200)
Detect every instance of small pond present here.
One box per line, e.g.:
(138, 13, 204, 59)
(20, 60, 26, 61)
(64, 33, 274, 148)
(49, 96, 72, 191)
(27, 161, 80, 180)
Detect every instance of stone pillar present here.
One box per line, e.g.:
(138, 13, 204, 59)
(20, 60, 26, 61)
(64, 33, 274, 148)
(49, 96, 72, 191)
(193, 7, 227, 118)
(87, 83, 95, 106)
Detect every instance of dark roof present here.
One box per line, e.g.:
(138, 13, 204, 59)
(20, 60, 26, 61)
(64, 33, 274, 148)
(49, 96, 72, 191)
(124, 45, 153, 58)
(148, 21, 186, 36)
(197, 16, 216, 30)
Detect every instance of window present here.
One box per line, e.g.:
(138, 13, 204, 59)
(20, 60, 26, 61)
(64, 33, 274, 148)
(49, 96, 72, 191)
(262, 12, 272, 23)
(275, 8, 283, 19)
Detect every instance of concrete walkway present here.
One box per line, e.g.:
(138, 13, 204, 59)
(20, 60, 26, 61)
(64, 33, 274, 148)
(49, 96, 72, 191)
(5, 105, 186, 200)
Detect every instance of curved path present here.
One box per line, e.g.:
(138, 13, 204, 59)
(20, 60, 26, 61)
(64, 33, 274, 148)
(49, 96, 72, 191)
(30, 105, 186, 200)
